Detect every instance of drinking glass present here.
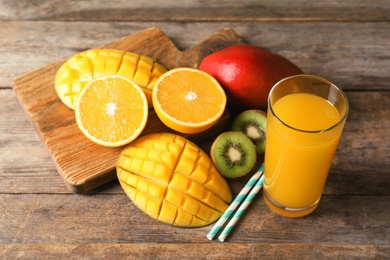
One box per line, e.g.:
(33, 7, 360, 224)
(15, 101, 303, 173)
(263, 74, 349, 218)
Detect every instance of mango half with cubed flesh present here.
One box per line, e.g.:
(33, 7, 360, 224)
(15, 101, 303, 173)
(55, 49, 167, 110)
(117, 133, 233, 227)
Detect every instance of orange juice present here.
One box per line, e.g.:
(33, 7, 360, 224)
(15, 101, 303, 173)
(264, 92, 344, 217)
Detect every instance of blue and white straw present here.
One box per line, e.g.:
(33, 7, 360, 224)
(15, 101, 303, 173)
(218, 174, 264, 242)
(206, 164, 264, 241)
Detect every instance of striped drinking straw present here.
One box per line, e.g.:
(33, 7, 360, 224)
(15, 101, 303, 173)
(206, 164, 264, 241)
(218, 174, 264, 242)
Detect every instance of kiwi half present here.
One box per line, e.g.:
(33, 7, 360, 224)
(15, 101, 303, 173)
(211, 131, 256, 178)
(231, 110, 267, 154)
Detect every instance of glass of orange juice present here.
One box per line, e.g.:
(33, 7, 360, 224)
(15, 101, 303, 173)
(263, 74, 349, 218)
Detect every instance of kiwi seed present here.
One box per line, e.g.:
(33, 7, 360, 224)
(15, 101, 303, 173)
(210, 131, 256, 178)
(231, 110, 267, 154)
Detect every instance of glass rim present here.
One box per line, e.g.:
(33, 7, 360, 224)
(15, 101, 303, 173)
(268, 74, 349, 134)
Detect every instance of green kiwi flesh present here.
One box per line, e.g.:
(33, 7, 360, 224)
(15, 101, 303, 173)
(231, 110, 267, 154)
(211, 131, 256, 178)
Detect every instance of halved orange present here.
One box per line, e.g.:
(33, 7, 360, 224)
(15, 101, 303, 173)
(152, 68, 227, 134)
(75, 75, 148, 147)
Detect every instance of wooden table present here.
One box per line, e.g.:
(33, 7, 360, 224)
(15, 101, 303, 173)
(1, 1, 389, 259)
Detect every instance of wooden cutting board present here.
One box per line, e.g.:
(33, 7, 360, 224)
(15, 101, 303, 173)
(12, 27, 243, 193)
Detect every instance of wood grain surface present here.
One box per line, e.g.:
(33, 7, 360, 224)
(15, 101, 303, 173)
(1, 1, 389, 259)
(12, 27, 242, 193)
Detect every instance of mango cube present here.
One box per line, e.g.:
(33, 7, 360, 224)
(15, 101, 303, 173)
(117, 133, 232, 227)
(54, 49, 167, 110)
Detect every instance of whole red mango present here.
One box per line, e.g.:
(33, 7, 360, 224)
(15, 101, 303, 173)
(199, 45, 303, 111)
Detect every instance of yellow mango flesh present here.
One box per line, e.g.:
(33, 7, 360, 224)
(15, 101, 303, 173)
(117, 133, 232, 227)
(55, 49, 167, 110)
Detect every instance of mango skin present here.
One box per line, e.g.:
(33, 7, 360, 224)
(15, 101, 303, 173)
(117, 133, 232, 227)
(199, 44, 303, 111)
(55, 49, 167, 110)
